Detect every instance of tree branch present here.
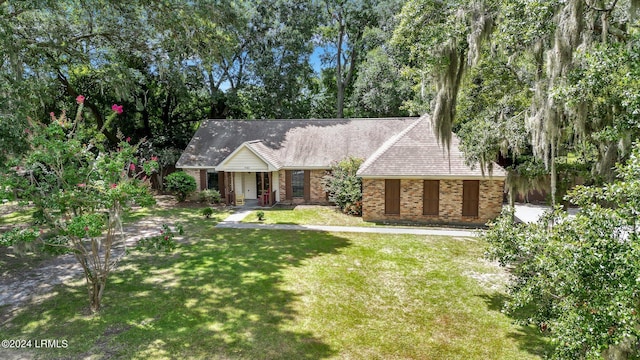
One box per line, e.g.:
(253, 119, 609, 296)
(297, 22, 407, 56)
(56, 70, 119, 144)
(585, 0, 619, 12)
(69, 32, 115, 43)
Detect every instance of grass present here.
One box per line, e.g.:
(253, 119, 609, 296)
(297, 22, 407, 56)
(1, 222, 552, 359)
(123, 204, 230, 225)
(0, 202, 34, 226)
(0, 201, 230, 280)
(242, 205, 375, 227)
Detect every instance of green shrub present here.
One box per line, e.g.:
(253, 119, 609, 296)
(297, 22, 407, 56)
(201, 207, 214, 218)
(165, 171, 196, 202)
(321, 157, 364, 216)
(199, 189, 222, 203)
(256, 210, 265, 221)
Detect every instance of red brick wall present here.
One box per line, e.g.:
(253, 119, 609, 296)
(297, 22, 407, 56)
(362, 178, 504, 225)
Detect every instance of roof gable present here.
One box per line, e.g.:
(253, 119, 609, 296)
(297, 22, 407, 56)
(216, 141, 279, 172)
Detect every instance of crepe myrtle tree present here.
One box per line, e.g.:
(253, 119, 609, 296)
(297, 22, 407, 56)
(484, 142, 640, 359)
(0, 97, 178, 313)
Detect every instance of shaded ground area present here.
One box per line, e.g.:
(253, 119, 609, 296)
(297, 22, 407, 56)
(0, 200, 553, 322)
(0, 217, 177, 323)
(0, 196, 184, 323)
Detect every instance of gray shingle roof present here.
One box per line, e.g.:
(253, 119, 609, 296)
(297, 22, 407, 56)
(176, 116, 506, 179)
(357, 115, 507, 178)
(176, 118, 418, 168)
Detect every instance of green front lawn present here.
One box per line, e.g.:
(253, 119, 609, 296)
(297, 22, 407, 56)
(123, 204, 230, 225)
(243, 205, 374, 227)
(1, 226, 550, 359)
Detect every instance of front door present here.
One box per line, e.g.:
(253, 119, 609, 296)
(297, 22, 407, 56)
(242, 172, 257, 200)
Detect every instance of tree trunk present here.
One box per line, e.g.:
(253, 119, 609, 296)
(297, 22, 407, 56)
(336, 84, 345, 118)
(89, 279, 106, 313)
(508, 179, 516, 222)
(550, 138, 557, 207)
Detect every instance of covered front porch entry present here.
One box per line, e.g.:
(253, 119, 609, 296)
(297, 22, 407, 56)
(216, 140, 281, 207)
(223, 171, 277, 207)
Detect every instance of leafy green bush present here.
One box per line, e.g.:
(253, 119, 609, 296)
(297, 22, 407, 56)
(321, 157, 364, 215)
(256, 210, 265, 221)
(165, 171, 196, 202)
(199, 189, 222, 203)
(202, 207, 214, 218)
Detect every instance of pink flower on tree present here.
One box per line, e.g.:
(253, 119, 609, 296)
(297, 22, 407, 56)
(129, 163, 136, 171)
(77, 183, 86, 187)
(125, 137, 131, 143)
(111, 104, 124, 115)
(151, 156, 158, 161)
(110, 183, 118, 189)
(76, 95, 85, 104)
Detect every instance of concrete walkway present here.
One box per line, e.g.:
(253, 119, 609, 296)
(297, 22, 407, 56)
(217, 203, 578, 236)
(216, 211, 477, 237)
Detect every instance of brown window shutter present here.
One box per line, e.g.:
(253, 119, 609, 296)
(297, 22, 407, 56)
(303, 170, 311, 201)
(462, 180, 480, 217)
(423, 180, 439, 215)
(199, 170, 207, 190)
(385, 179, 400, 215)
(285, 170, 292, 200)
(218, 171, 225, 192)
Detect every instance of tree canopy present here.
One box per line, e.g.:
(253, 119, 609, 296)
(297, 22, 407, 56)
(393, 0, 640, 203)
(0, 0, 417, 165)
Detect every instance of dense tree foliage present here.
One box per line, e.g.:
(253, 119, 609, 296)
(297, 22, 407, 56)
(485, 142, 640, 359)
(0, 0, 416, 165)
(2, 0, 637, 201)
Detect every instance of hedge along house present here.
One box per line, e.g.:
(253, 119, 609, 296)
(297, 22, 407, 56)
(176, 114, 507, 225)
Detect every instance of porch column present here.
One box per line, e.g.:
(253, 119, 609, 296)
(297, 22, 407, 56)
(268, 172, 273, 205)
(260, 172, 265, 206)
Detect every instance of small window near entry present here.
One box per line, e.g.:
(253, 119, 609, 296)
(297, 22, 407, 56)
(462, 180, 479, 217)
(385, 179, 400, 215)
(423, 180, 439, 216)
(207, 172, 219, 191)
(291, 170, 304, 198)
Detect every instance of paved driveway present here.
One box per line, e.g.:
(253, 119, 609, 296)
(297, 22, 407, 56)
(513, 204, 580, 223)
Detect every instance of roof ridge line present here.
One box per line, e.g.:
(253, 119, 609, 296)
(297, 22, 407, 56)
(357, 114, 427, 175)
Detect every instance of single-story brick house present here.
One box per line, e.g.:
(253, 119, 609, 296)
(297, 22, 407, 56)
(176, 114, 507, 225)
